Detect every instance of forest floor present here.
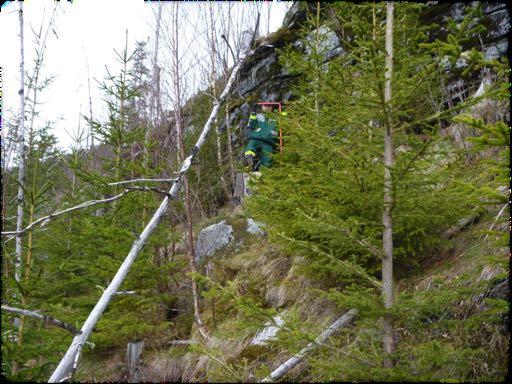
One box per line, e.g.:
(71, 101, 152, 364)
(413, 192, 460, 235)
(75, 205, 508, 382)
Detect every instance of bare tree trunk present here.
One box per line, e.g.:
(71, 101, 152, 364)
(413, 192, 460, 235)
(2, 127, 17, 232)
(12, 19, 60, 367)
(209, 4, 220, 167)
(223, 5, 236, 195)
(12, 7, 26, 374)
(382, 1, 395, 368)
(14, 0, 25, 290)
(125, 341, 144, 382)
(171, 3, 210, 342)
(142, 4, 162, 223)
(225, 103, 236, 195)
(208, 4, 230, 199)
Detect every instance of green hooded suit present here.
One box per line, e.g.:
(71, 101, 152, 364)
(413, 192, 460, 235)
(244, 112, 279, 168)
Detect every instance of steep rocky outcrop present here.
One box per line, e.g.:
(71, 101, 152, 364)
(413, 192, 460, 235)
(209, 3, 508, 157)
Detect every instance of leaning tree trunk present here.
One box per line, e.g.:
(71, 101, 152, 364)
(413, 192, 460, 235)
(260, 309, 358, 382)
(382, 1, 395, 368)
(48, 22, 256, 383)
(222, 4, 236, 193)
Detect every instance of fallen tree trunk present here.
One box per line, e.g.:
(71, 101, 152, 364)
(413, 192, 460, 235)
(441, 186, 507, 239)
(167, 340, 198, 346)
(441, 212, 481, 239)
(1, 305, 80, 336)
(48, 24, 258, 384)
(259, 309, 358, 383)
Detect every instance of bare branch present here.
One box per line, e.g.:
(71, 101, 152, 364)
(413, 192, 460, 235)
(1, 305, 81, 336)
(114, 291, 136, 296)
(2, 187, 168, 239)
(108, 178, 178, 186)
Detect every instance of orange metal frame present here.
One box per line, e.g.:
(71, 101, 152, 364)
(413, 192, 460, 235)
(257, 102, 283, 152)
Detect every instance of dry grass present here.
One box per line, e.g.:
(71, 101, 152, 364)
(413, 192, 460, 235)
(76, 352, 124, 382)
(144, 354, 184, 382)
(78, 207, 509, 382)
(141, 351, 208, 383)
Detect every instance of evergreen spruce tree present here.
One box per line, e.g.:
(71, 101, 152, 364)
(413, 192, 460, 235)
(2, 41, 178, 381)
(245, 2, 507, 380)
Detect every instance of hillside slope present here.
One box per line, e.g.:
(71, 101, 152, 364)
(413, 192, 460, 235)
(74, 201, 508, 382)
(72, 3, 509, 382)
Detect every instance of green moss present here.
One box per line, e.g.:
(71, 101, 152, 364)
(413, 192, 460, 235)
(264, 27, 300, 48)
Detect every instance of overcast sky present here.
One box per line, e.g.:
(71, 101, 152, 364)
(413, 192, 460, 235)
(0, 0, 288, 151)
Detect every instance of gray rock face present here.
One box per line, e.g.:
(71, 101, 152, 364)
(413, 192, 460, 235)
(251, 315, 284, 345)
(195, 220, 234, 263)
(282, 2, 312, 30)
(305, 26, 344, 61)
(246, 218, 266, 237)
(236, 48, 282, 97)
(190, 2, 508, 163)
(484, 40, 508, 60)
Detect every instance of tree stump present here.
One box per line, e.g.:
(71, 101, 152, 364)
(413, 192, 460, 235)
(126, 341, 144, 383)
(234, 172, 261, 204)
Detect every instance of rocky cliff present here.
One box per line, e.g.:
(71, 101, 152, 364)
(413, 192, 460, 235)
(210, 2, 508, 157)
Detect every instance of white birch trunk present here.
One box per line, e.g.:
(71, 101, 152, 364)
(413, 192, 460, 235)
(48, 23, 256, 384)
(15, 1, 26, 285)
(382, 1, 395, 368)
(260, 309, 358, 382)
(208, 4, 229, 197)
(210, 4, 221, 168)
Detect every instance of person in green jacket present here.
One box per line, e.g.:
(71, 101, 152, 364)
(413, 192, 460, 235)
(244, 104, 279, 171)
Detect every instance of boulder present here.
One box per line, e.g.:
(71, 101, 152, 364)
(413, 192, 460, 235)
(304, 26, 344, 61)
(195, 220, 234, 263)
(246, 218, 266, 237)
(251, 315, 284, 345)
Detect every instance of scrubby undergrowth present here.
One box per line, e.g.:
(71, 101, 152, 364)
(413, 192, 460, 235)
(74, 205, 508, 383)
